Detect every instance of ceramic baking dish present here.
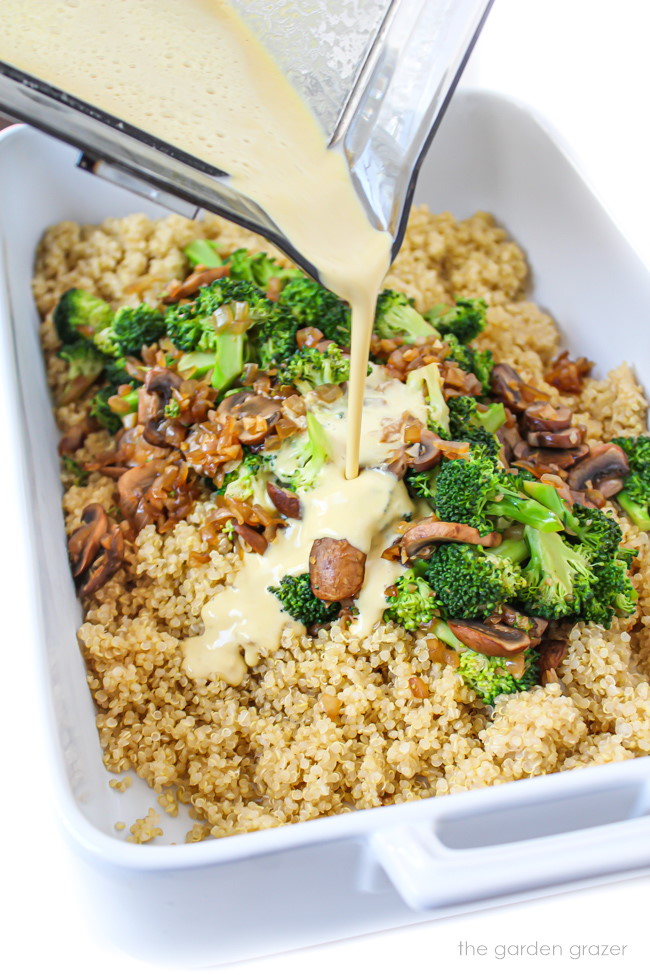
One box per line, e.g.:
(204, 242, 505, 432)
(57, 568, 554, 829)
(1, 89, 649, 967)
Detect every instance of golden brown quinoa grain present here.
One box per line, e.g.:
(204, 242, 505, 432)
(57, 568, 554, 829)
(35, 207, 650, 840)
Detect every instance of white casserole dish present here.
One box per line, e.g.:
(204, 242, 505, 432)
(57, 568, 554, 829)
(1, 89, 649, 967)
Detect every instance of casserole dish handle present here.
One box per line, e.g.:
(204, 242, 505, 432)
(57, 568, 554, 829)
(371, 775, 650, 910)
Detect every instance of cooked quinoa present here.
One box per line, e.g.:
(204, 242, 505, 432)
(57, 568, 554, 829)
(34, 207, 650, 841)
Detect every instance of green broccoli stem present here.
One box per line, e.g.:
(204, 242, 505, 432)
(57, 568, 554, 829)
(432, 620, 470, 653)
(184, 239, 222, 268)
(478, 402, 506, 434)
(485, 494, 563, 532)
(212, 333, 245, 391)
(178, 350, 215, 379)
(616, 491, 650, 530)
(488, 536, 529, 563)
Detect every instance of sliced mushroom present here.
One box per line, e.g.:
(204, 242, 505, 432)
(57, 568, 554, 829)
(237, 411, 281, 448)
(596, 476, 626, 499)
(58, 419, 95, 456)
(68, 503, 109, 578)
(486, 605, 548, 645)
(527, 426, 586, 450)
(447, 619, 532, 657)
(233, 522, 268, 555)
(538, 639, 569, 685)
(78, 523, 125, 598)
(164, 265, 229, 303)
(567, 443, 630, 491)
(401, 519, 502, 560)
(218, 390, 281, 420)
(523, 401, 573, 432)
(408, 429, 443, 473)
(497, 422, 526, 464)
(491, 363, 546, 413)
(309, 537, 366, 601)
(117, 461, 161, 524)
(266, 481, 302, 519)
(145, 367, 182, 399)
(514, 443, 590, 473)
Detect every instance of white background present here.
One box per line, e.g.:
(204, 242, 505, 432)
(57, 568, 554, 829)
(2, 1, 650, 973)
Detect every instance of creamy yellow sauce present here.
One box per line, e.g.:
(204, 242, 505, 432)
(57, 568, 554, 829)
(185, 369, 424, 682)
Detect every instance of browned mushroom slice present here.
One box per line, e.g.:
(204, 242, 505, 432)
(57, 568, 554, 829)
(266, 481, 302, 519)
(486, 605, 548, 645)
(497, 422, 526, 464)
(447, 619, 532, 657)
(526, 426, 586, 450)
(309, 537, 366, 601)
(514, 443, 590, 473)
(401, 519, 502, 560)
(233, 522, 268, 555)
(145, 366, 182, 398)
(596, 476, 626, 499)
(78, 524, 125, 598)
(538, 639, 569, 685)
(491, 363, 547, 413)
(58, 418, 95, 456)
(386, 447, 410, 479)
(218, 390, 281, 420)
(523, 401, 573, 432)
(567, 443, 630, 491)
(408, 429, 443, 473)
(163, 265, 229, 303)
(238, 411, 282, 448)
(68, 503, 109, 578)
(143, 416, 186, 449)
(117, 461, 161, 524)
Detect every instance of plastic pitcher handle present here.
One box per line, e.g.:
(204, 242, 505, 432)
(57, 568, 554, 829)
(371, 766, 650, 911)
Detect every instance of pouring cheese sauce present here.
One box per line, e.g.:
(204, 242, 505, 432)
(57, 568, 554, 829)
(1, 0, 402, 682)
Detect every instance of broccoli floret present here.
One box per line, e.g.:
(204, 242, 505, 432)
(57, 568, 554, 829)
(89, 382, 139, 434)
(227, 248, 302, 291)
(458, 646, 539, 705)
(425, 543, 526, 619)
(58, 340, 106, 399)
(611, 435, 650, 529)
(522, 480, 625, 557)
(183, 239, 223, 268)
(218, 452, 271, 507)
(448, 396, 505, 437)
(253, 309, 300, 369)
(569, 504, 623, 555)
(374, 289, 439, 343)
(404, 466, 439, 504)
(165, 278, 266, 352)
(279, 277, 351, 347)
(580, 551, 638, 628)
(432, 619, 539, 704)
(405, 362, 450, 432)
(268, 573, 340, 627)
(384, 568, 440, 630)
(165, 278, 285, 386)
(276, 343, 351, 393)
(448, 395, 505, 459)
(97, 303, 166, 358)
(61, 455, 89, 486)
(444, 334, 494, 393)
(271, 412, 330, 493)
(433, 451, 563, 534)
(53, 288, 114, 346)
(520, 527, 594, 620)
(425, 297, 487, 344)
(89, 386, 122, 434)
